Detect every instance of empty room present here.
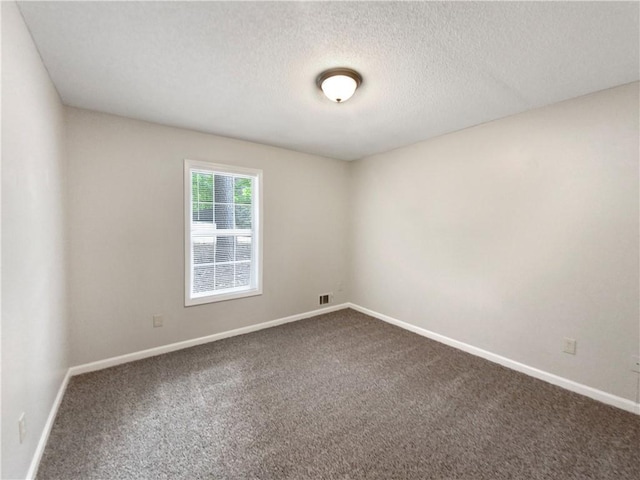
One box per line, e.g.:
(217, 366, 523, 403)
(2, 1, 639, 479)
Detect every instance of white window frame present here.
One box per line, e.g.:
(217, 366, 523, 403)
(184, 159, 263, 306)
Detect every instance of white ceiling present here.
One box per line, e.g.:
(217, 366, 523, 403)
(18, 1, 639, 161)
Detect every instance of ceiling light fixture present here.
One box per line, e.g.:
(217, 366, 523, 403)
(316, 68, 362, 103)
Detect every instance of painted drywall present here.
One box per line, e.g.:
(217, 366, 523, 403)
(350, 82, 640, 402)
(66, 108, 350, 365)
(1, 2, 70, 478)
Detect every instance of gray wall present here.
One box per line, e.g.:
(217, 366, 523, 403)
(1, 2, 70, 478)
(66, 108, 350, 365)
(350, 83, 640, 402)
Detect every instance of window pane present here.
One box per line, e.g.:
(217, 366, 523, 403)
(195, 173, 213, 202)
(193, 265, 215, 294)
(235, 236, 252, 261)
(215, 264, 234, 289)
(214, 175, 234, 203)
(214, 204, 233, 229)
(234, 177, 252, 204)
(193, 202, 213, 223)
(235, 205, 252, 229)
(215, 236, 234, 262)
(236, 263, 251, 287)
(193, 238, 215, 264)
(187, 162, 261, 305)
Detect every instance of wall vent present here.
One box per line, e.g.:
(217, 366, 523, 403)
(319, 293, 332, 305)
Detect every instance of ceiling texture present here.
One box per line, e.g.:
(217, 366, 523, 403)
(18, 1, 640, 161)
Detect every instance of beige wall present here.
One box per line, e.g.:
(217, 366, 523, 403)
(1, 2, 70, 478)
(350, 82, 640, 402)
(66, 108, 350, 365)
(2, 8, 638, 476)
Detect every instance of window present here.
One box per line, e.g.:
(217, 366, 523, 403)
(184, 160, 262, 306)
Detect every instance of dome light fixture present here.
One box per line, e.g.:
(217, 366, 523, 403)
(316, 67, 362, 103)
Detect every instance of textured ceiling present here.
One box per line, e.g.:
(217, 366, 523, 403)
(17, 1, 640, 161)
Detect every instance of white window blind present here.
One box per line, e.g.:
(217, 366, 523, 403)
(185, 160, 262, 306)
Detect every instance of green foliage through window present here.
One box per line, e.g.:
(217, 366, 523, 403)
(192, 173, 253, 225)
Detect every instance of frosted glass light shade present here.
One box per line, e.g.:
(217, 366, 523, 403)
(321, 75, 357, 103)
(316, 68, 362, 103)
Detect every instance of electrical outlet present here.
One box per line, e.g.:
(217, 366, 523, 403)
(631, 355, 640, 373)
(563, 338, 577, 355)
(153, 314, 163, 328)
(337, 281, 344, 292)
(18, 413, 26, 444)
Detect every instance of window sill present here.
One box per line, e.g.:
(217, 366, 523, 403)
(185, 287, 262, 307)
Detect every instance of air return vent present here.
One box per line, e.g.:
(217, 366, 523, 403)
(319, 293, 332, 305)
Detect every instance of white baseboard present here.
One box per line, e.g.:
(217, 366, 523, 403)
(26, 369, 72, 480)
(348, 303, 640, 415)
(70, 303, 350, 376)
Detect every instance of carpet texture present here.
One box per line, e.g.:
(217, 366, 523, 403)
(37, 309, 640, 479)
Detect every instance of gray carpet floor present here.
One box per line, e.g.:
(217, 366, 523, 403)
(37, 309, 640, 479)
